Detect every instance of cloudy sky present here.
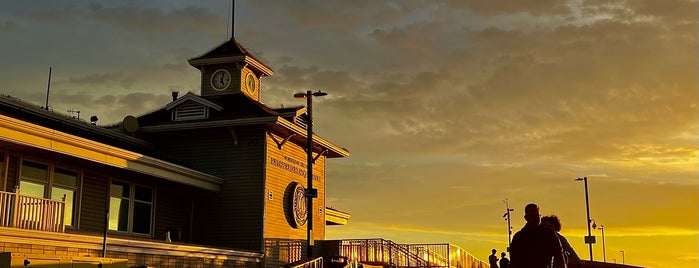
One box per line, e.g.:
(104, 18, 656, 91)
(1, 1, 697, 267)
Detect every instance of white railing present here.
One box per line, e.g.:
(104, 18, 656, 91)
(285, 257, 323, 268)
(0, 190, 66, 232)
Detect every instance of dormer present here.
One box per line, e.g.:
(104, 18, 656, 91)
(188, 38, 274, 102)
(165, 92, 223, 121)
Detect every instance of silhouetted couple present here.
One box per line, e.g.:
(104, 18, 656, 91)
(489, 249, 510, 268)
(488, 249, 510, 268)
(509, 203, 580, 268)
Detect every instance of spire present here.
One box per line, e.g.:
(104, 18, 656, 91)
(230, 0, 235, 40)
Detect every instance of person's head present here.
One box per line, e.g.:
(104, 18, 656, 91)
(501, 252, 507, 258)
(492, 248, 497, 254)
(541, 215, 562, 232)
(524, 203, 541, 225)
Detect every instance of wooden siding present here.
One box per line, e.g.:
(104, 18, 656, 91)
(200, 64, 243, 97)
(154, 187, 192, 243)
(264, 132, 326, 242)
(80, 170, 108, 232)
(241, 67, 260, 101)
(144, 127, 266, 251)
(5, 154, 18, 192)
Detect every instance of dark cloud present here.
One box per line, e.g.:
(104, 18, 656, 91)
(31, 2, 224, 35)
(446, 0, 572, 15)
(248, 0, 426, 32)
(0, 20, 19, 31)
(67, 72, 125, 86)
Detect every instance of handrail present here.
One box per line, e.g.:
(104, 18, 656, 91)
(0, 190, 66, 232)
(284, 257, 323, 268)
(337, 239, 488, 268)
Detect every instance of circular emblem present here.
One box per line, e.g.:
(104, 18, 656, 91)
(287, 182, 307, 228)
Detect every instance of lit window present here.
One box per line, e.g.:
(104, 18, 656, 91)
(19, 160, 78, 226)
(109, 181, 153, 235)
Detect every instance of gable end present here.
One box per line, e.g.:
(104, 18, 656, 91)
(173, 101, 209, 121)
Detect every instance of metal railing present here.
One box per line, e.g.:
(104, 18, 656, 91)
(0, 190, 66, 232)
(337, 239, 488, 268)
(285, 257, 323, 268)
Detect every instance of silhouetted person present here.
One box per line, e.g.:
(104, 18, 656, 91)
(542, 215, 581, 267)
(489, 248, 499, 268)
(510, 203, 567, 268)
(499, 252, 510, 268)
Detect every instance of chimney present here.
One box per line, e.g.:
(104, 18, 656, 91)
(171, 91, 179, 102)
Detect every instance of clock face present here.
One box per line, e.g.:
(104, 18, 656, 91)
(245, 73, 256, 93)
(211, 69, 231, 91)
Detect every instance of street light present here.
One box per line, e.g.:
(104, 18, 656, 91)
(503, 199, 514, 252)
(575, 176, 595, 261)
(620, 250, 625, 265)
(294, 90, 327, 258)
(599, 224, 606, 262)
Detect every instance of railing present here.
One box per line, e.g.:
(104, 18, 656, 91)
(0, 190, 66, 232)
(284, 257, 323, 268)
(337, 239, 488, 268)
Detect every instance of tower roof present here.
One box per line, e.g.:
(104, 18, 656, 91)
(188, 38, 274, 76)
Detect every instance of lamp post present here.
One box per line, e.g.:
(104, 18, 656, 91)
(503, 199, 514, 252)
(294, 90, 327, 258)
(620, 250, 625, 265)
(599, 225, 606, 262)
(575, 176, 594, 261)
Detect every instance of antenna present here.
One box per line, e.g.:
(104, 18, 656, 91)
(230, 0, 235, 39)
(226, 0, 235, 39)
(45, 67, 52, 110)
(67, 109, 81, 120)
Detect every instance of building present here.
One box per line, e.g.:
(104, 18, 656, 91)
(0, 37, 350, 268)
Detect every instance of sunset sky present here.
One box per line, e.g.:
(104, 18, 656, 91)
(0, 1, 697, 267)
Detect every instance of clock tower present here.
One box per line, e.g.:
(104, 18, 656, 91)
(188, 38, 274, 101)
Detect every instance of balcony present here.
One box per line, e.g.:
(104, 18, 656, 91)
(0, 190, 66, 233)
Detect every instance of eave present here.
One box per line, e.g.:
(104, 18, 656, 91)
(188, 55, 274, 77)
(138, 116, 350, 158)
(325, 207, 351, 226)
(0, 114, 223, 192)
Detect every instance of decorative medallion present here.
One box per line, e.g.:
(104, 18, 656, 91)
(286, 182, 307, 228)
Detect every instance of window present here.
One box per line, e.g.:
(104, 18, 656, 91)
(109, 181, 153, 235)
(18, 160, 79, 226)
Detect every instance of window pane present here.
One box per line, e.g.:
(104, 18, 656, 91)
(110, 181, 129, 198)
(19, 181, 45, 197)
(134, 186, 152, 202)
(21, 161, 48, 181)
(109, 197, 129, 232)
(132, 202, 152, 234)
(51, 187, 75, 226)
(54, 168, 78, 187)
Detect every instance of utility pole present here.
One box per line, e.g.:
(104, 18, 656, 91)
(503, 199, 514, 252)
(294, 90, 327, 258)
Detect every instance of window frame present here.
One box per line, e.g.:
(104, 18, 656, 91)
(18, 157, 81, 228)
(108, 179, 155, 237)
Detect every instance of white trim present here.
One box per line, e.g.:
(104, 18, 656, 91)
(188, 56, 274, 76)
(0, 226, 263, 261)
(0, 114, 223, 192)
(165, 92, 223, 111)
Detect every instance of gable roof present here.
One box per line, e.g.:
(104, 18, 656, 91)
(165, 92, 223, 111)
